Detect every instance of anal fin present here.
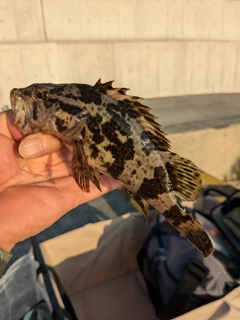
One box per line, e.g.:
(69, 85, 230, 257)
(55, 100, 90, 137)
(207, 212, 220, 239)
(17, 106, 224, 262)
(124, 188, 149, 223)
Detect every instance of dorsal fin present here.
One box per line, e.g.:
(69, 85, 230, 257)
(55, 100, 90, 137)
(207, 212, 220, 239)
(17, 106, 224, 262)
(94, 79, 171, 152)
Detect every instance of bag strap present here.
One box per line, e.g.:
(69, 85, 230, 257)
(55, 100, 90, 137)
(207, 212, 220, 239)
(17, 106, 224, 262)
(161, 259, 209, 319)
(31, 237, 78, 320)
(37, 264, 78, 320)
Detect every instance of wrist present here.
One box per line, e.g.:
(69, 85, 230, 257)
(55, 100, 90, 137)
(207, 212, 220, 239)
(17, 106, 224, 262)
(0, 241, 15, 253)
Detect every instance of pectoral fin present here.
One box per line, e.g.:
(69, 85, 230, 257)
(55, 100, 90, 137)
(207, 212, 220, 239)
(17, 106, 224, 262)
(71, 142, 101, 192)
(63, 113, 90, 141)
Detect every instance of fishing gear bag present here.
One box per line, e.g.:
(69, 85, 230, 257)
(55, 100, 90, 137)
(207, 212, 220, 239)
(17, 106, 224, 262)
(137, 188, 240, 320)
(2, 205, 240, 320)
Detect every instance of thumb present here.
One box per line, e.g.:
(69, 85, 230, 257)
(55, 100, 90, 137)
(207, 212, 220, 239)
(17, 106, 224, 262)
(19, 133, 62, 159)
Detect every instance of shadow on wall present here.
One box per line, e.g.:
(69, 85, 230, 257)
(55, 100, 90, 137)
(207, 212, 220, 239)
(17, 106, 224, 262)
(229, 157, 240, 181)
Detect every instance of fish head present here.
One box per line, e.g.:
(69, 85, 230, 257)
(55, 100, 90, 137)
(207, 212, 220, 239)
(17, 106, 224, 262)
(10, 83, 58, 135)
(10, 83, 89, 141)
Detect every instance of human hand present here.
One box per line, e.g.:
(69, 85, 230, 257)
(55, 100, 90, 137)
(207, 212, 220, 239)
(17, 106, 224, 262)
(0, 110, 121, 252)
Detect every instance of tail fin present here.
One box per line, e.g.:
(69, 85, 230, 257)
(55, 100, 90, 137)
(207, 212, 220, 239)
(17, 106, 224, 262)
(163, 205, 214, 257)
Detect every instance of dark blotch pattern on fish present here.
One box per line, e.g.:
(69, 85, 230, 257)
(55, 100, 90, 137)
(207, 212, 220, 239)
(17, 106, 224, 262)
(81, 127, 86, 140)
(140, 130, 157, 155)
(90, 143, 99, 159)
(32, 101, 38, 120)
(55, 117, 68, 132)
(106, 104, 132, 135)
(22, 87, 33, 97)
(165, 205, 193, 227)
(104, 137, 134, 178)
(45, 98, 59, 108)
(87, 114, 104, 144)
(102, 118, 130, 141)
(77, 84, 102, 106)
(101, 119, 135, 177)
(138, 166, 167, 199)
(65, 93, 81, 101)
(59, 101, 81, 115)
(51, 86, 66, 95)
(109, 101, 128, 118)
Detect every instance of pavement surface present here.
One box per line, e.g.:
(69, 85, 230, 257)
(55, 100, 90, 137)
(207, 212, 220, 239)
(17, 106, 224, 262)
(8, 93, 240, 267)
(146, 93, 240, 134)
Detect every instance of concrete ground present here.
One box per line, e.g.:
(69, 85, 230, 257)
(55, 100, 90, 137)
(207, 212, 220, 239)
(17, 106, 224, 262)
(8, 93, 240, 267)
(146, 93, 240, 134)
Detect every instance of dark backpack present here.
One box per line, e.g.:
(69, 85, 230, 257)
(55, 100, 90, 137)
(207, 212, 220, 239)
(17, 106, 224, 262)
(137, 192, 240, 320)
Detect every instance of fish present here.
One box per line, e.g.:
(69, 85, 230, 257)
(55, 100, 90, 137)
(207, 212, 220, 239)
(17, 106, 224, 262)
(10, 79, 214, 257)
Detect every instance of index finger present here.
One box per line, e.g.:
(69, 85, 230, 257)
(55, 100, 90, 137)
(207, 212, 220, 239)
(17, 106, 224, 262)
(0, 110, 22, 141)
(4, 110, 63, 159)
(7, 110, 23, 141)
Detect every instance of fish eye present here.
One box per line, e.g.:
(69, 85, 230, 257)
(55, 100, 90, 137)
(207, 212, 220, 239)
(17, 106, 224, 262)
(36, 92, 43, 100)
(36, 91, 48, 101)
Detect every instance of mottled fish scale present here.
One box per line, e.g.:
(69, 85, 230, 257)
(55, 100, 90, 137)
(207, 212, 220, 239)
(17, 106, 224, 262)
(10, 79, 214, 257)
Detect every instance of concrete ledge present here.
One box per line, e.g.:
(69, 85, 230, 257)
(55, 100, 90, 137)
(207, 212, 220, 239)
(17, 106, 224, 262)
(146, 94, 240, 180)
(169, 124, 240, 180)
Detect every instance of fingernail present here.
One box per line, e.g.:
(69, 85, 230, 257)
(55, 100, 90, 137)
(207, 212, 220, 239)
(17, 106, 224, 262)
(19, 138, 44, 158)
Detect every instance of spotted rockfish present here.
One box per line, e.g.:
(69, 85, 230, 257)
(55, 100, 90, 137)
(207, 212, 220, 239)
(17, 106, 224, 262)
(10, 80, 214, 257)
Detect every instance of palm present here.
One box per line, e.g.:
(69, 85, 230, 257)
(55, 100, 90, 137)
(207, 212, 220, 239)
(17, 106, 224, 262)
(0, 111, 120, 250)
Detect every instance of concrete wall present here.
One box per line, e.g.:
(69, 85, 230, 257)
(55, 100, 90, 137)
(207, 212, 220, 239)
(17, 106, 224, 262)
(1, 0, 240, 179)
(1, 0, 240, 107)
(169, 124, 240, 181)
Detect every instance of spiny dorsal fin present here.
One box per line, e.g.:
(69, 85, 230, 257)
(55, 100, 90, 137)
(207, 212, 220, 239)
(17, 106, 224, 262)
(94, 78, 143, 103)
(94, 79, 171, 152)
(160, 151, 202, 202)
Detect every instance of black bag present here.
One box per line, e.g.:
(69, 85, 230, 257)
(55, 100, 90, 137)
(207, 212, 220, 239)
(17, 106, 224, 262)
(138, 191, 240, 320)
(202, 188, 240, 254)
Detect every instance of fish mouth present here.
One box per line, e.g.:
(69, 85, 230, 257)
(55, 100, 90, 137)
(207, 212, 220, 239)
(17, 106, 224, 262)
(10, 88, 33, 135)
